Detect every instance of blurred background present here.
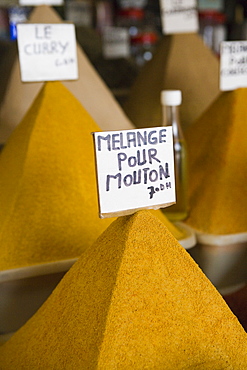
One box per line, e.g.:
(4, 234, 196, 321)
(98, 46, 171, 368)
(1, 0, 247, 105)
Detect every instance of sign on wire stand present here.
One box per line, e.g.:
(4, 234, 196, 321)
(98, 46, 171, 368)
(93, 127, 176, 218)
(17, 23, 78, 82)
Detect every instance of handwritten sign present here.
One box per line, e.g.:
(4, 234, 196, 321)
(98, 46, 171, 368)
(93, 127, 176, 218)
(220, 41, 247, 91)
(17, 23, 78, 82)
(159, 0, 198, 34)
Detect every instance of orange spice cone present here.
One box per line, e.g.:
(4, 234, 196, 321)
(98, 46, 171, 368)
(185, 88, 247, 235)
(0, 210, 246, 368)
(0, 81, 114, 270)
(0, 81, 187, 271)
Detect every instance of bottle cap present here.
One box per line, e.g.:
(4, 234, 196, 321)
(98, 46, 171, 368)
(161, 90, 182, 106)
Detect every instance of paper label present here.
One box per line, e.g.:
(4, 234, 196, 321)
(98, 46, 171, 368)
(220, 41, 247, 91)
(159, 0, 198, 34)
(102, 26, 130, 59)
(17, 23, 78, 82)
(19, 0, 63, 6)
(93, 127, 176, 218)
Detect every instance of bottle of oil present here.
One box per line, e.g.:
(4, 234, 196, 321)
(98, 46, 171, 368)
(160, 89, 188, 222)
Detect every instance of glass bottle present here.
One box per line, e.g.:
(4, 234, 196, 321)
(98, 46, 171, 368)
(161, 90, 188, 222)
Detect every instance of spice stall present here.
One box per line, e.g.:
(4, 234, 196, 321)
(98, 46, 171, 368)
(0, 1, 246, 367)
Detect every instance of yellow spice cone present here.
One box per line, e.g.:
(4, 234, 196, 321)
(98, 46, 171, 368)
(0, 81, 115, 270)
(185, 88, 247, 234)
(123, 33, 220, 130)
(0, 210, 246, 368)
(0, 81, 185, 271)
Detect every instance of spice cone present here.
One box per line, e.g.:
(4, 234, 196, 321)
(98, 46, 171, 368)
(185, 88, 247, 235)
(123, 33, 220, 130)
(0, 210, 246, 368)
(0, 81, 187, 271)
(0, 81, 115, 271)
(0, 5, 133, 144)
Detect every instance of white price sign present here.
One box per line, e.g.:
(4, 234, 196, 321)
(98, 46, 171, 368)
(102, 27, 130, 59)
(17, 23, 78, 82)
(159, 0, 198, 34)
(93, 127, 176, 218)
(220, 41, 247, 91)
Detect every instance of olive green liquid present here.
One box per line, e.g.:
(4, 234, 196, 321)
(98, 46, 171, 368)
(161, 103, 189, 222)
(163, 138, 188, 222)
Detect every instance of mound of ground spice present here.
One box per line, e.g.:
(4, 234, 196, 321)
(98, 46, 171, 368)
(185, 88, 247, 235)
(0, 210, 246, 368)
(0, 81, 115, 271)
(0, 81, 185, 271)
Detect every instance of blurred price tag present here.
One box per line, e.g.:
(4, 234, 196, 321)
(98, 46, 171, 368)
(220, 41, 247, 91)
(102, 26, 130, 59)
(159, 0, 198, 34)
(17, 23, 78, 82)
